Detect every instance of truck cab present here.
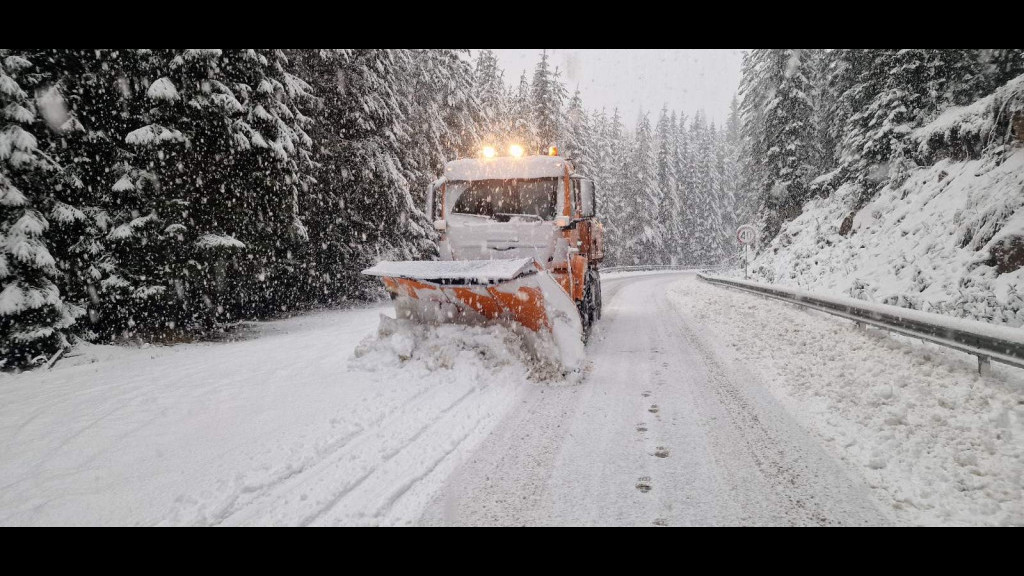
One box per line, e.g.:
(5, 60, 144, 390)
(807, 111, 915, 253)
(426, 150, 604, 332)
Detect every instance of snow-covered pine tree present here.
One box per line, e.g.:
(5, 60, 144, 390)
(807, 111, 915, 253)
(168, 49, 314, 324)
(0, 52, 79, 368)
(600, 107, 630, 266)
(562, 89, 593, 174)
(816, 49, 872, 181)
(588, 108, 609, 189)
(739, 49, 819, 242)
(982, 49, 1024, 89)
(530, 51, 566, 153)
(840, 50, 976, 190)
(23, 49, 317, 338)
(292, 49, 433, 302)
(103, 49, 198, 336)
(715, 120, 737, 259)
(803, 49, 830, 175)
(509, 71, 535, 149)
(20, 48, 152, 340)
(723, 96, 751, 229)
(672, 111, 693, 263)
(620, 112, 663, 265)
(472, 50, 509, 148)
(654, 106, 679, 264)
(686, 113, 724, 265)
(397, 49, 479, 198)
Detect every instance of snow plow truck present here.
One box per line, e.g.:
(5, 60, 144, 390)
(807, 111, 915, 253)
(363, 145, 603, 372)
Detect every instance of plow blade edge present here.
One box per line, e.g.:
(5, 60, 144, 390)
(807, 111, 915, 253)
(363, 258, 584, 371)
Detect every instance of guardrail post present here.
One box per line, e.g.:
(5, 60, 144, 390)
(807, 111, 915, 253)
(978, 355, 992, 376)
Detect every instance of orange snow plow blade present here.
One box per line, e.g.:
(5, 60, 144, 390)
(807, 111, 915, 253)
(363, 258, 584, 371)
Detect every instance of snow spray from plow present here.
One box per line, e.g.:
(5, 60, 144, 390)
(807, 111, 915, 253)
(363, 258, 585, 373)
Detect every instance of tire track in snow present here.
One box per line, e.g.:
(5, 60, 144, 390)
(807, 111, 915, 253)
(211, 374, 503, 527)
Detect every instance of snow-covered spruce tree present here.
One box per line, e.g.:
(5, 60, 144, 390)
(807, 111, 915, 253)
(715, 119, 738, 258)
(620, 113, 663, 265)
(672, 111, 694, 264)
(471, 50, 510, 148)
(292, 49, 433, 301)
(803, 49, 830, 175)
(530, 51, 566, 153)
(19, 48, 148, 341)
(205, 49, 316, 319)
(118, 50, 312, 333)
(839, 49, 986, 190)
(562, 89, 593, 173)
(588, 108, 609, 191)
(815, 49, 873, 182)
(982, 49, 1024, 90)
(102, 50, 198, 337)
(397, 49, 480, 200)
(0, 53, 79, 368)
(599, 108, 629, 266)
(723, 96, 752, 229)
(30, 49, 316, 338)
(687, 114, 725, 265)
(588, 107, 619, 232)
(508, 71, 536, 151)
(655, 106, 679, 264)
(739, 49, 819, 242)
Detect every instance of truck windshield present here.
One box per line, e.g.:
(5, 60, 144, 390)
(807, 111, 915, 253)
(451, 178, 559, 221)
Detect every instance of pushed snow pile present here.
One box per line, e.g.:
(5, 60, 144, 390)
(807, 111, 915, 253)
(753, 147, 1024, 327)
(352, 314, 570, 382)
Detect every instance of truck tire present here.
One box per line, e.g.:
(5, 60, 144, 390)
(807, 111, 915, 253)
(579, 267, 602, 343)
(578, 277, 593, 343)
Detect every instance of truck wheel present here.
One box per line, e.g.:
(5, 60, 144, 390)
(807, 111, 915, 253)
(579, 275, 594, 343)
(592, 268, 602, 320)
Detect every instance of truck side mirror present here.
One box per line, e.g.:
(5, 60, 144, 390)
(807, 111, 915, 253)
(426, 177, 446, 220)
(579, 179, 596, 218)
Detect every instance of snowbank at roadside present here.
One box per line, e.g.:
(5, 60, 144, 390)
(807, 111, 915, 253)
(669, 276, 1024, 526)
(0, 306, 550, 526)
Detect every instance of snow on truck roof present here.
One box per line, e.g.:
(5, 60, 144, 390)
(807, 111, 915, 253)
(444, 155, 568, 181)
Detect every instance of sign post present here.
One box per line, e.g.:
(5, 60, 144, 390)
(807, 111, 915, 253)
(736, 225, 757, 279)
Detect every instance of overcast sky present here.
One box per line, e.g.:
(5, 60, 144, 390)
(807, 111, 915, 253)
(489, 49, 745, 127)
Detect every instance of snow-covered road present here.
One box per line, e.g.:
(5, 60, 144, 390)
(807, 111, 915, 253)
(421, 273, 890, 526)
(2, 272, 1020, 526)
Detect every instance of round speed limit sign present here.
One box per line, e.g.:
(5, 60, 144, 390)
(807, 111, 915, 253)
(737, 225, 757, 245)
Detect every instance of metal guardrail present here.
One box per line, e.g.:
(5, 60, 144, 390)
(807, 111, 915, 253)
(699, 274, 1024, 375)
(603, 264, 730, 274)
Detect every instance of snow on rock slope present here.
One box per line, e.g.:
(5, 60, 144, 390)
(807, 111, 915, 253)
(753, 148, 1024, 326)
(671, 277, 1024, 526)
(0, 306, 547, 526)
(752, 77, 1024, 328)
